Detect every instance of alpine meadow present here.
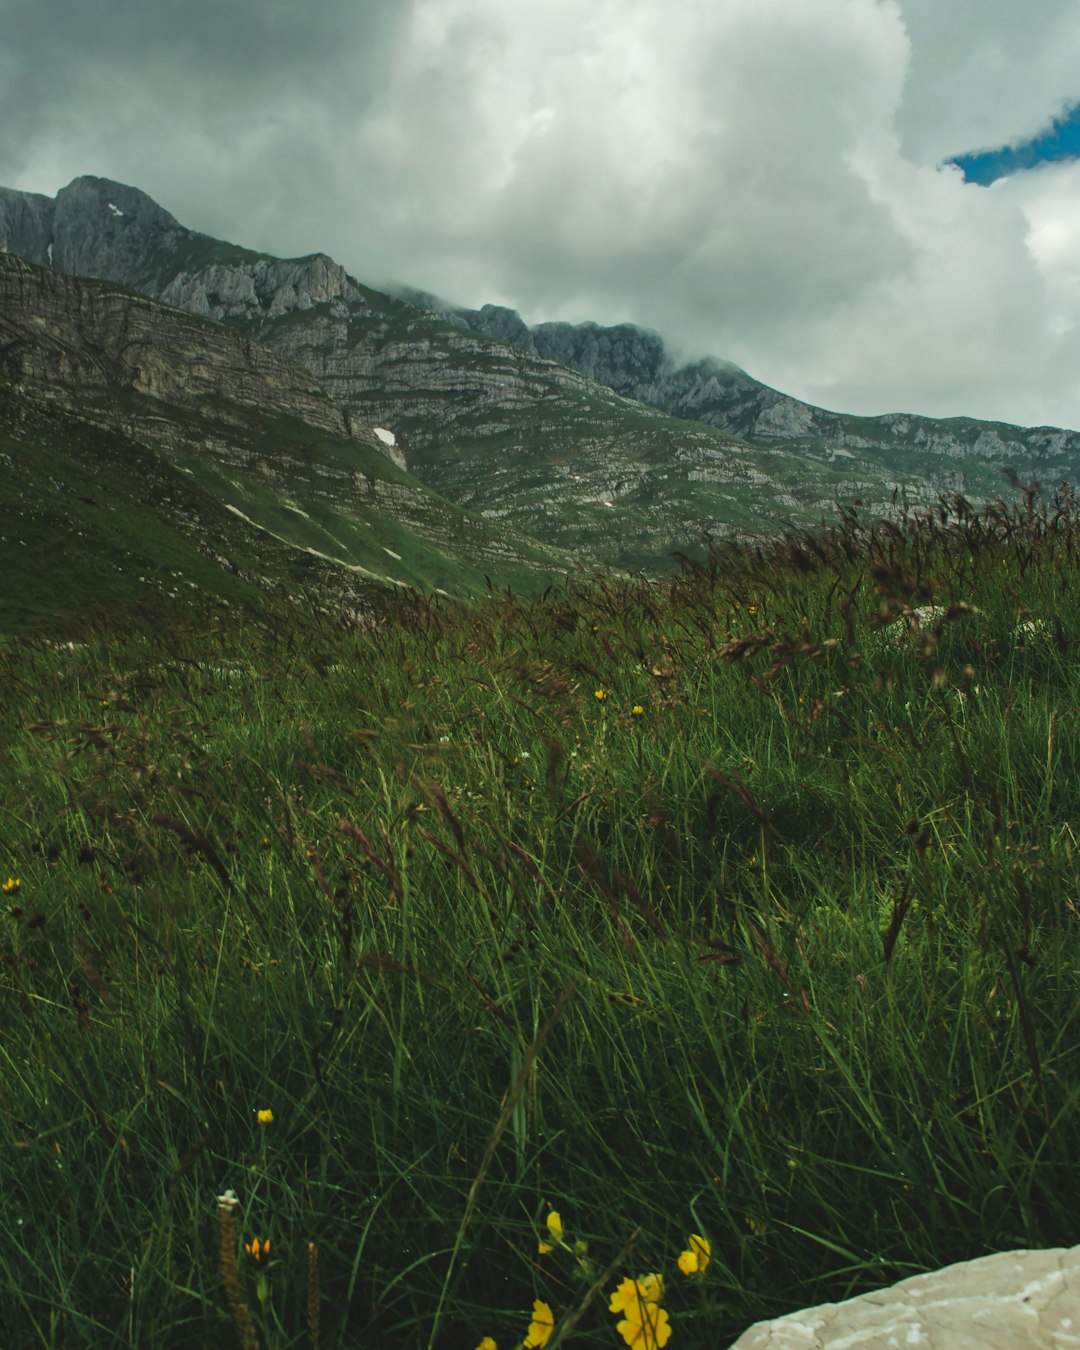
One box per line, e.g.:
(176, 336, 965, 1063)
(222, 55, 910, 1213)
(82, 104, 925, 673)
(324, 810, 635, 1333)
(2, 176, 1080, 1348)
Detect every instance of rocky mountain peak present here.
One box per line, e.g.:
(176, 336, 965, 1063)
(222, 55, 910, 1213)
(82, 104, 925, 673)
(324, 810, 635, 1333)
(0, 175, 367, 321)
(52, 175, 191, 288)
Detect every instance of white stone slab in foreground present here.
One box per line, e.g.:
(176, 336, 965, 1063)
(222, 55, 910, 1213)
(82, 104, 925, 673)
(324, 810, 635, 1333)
(731, 1246, 1080, 1348)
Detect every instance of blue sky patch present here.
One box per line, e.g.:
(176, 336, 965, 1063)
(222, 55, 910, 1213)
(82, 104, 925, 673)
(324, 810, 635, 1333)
(950, 100, 1080, 184)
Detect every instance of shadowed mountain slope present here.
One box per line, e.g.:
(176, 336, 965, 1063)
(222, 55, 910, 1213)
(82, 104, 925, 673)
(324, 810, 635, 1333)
(0, 252, 569, 630)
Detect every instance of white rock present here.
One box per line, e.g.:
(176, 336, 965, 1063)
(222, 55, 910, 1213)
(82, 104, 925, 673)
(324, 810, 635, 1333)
(730, 1246, 1080, 1348)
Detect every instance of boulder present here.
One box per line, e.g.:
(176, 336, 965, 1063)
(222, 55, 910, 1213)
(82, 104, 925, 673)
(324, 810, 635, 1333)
(730, 1245, 1080, 1348)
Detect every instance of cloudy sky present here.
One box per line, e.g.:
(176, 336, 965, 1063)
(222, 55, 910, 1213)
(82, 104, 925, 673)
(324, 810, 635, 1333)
(4, 0, 1080, 430)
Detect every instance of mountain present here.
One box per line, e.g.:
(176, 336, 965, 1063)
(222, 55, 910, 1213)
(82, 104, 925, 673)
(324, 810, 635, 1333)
(406, 292, 1080, 477)
(0, 251, 567, 630)
(3, 175, 1078, 579)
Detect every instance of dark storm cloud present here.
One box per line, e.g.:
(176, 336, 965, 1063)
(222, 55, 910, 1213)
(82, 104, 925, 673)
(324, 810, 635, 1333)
(0, 0, 407, 202)
(1, 0, 401, 109)
(3, 0, 1080, 430)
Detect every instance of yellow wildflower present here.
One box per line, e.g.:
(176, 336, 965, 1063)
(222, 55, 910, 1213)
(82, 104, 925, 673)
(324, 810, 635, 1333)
(639, 1273, 663, 1304)
(610, 1276, 671, 1348)
(523, 1298, 554, 1348)
(476, 1339, 498, 1350)
(2, 877, 20, 894)
(244, 1237, 270, 1261)
(677, 1233, 711, 1276)
(748, 605, 758, 617)
(594, 689, 607, 702)
(631, 705, 644, 717)
(617, 1305, 671, 1349)
(609, 1274, 663, 1313)
(256, 1109, 274, 1125)
(538, 1209, 564, 1254)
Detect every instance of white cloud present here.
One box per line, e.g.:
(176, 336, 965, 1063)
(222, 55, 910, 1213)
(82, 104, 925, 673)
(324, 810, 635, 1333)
(4, 0, 1080, 429)
(896, 0, 1080, 160)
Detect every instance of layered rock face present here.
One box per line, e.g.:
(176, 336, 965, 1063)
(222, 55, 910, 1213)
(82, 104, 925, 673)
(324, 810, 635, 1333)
(0, 251, 565, 592)
(731, 1245, 1080, 1348)
(0, 252, 372, 449)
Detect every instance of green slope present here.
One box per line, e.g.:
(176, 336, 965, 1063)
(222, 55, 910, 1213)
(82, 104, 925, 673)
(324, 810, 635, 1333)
(0, 386, 572, 634)
(0, 257, 580, 632)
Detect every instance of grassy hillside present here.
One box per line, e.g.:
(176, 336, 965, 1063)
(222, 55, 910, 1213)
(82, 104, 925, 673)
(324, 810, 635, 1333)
(244, 296, 966, 571)
(3, 490, 1079, 1347)
(0, 379, 571, 636)
(0, 396, 289, 633)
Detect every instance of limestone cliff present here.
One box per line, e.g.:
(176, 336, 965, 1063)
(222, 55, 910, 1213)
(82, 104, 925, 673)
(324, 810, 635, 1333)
(0, 251, 373, 449)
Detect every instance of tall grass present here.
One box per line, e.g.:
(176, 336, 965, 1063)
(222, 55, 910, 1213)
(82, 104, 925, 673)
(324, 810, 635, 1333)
(2, 490, 1079, 1347)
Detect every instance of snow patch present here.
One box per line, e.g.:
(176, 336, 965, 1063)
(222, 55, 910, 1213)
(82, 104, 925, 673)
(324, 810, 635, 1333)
(107, 203, 124, 217)
(46, 242, 53, 265)
(373, 427, 397, 447)
(383, 547, 402, 560)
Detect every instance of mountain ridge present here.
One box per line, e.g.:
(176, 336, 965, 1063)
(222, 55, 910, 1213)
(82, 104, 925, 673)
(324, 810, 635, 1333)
(400, 288, 1080, 463)
(4, 174, 1078, 575)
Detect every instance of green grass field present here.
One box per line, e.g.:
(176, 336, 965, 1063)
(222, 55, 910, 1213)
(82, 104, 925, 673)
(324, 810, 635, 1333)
(3, 490, 1079, 1347)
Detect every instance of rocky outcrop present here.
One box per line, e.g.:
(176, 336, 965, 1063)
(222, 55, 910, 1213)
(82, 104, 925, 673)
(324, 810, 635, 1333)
(731, 1245, 1080, 1348)
(161, 254, 366, 322)
(249, 307, 616, 451)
